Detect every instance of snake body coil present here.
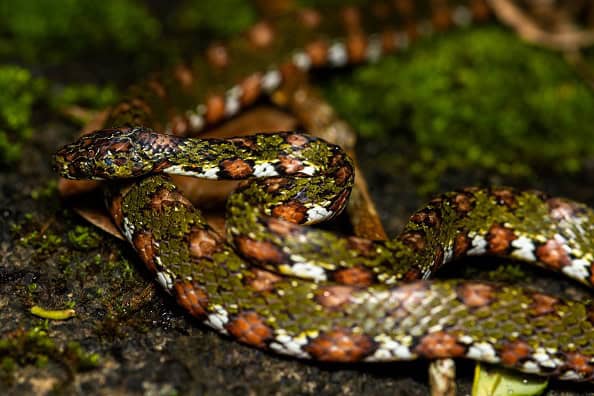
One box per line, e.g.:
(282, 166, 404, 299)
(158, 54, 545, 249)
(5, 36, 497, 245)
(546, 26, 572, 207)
(55, 127, 594, 382)
(53, 0, 594, 384)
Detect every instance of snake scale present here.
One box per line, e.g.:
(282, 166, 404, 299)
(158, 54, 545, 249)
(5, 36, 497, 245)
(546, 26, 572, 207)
(53, 0, 594, 384)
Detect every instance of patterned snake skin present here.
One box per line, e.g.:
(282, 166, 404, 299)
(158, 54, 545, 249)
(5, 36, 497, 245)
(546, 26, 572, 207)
(53, 0, 594, 384)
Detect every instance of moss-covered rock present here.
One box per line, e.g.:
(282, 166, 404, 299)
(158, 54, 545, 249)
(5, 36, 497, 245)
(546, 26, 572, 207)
(0, 0, 160, 64)
(0, 66, 46, 163)
(323, 27, 594, 192)
(0, 65, 124, 163)
(51, 84, 119, 112)
(172, 0, 256, 36)
(0, 326, 100, 384)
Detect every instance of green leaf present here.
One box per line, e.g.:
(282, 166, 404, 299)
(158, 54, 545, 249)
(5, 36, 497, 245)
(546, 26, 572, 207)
(472, 363, 548, 396)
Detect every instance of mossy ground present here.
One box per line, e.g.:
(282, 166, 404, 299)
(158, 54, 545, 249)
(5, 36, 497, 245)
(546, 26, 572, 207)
(0, 0, 256, 166)
(322, 27, 594, 194)
(2, 1, 594, 394)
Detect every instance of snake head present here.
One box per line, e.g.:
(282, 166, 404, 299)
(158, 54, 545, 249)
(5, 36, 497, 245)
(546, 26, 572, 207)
(52, 128, 157, 180)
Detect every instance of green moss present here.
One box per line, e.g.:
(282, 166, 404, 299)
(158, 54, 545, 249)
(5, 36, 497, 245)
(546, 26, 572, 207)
(0, 65, 45, 163)
(0, 70, 120, 163)
(103, 257, 136, 282)
(67, 225, 102, 250)
(30, 180, 58, 201)
(297, 0, 367, 7)
(0, 0, 160, 63)
(0, 327, 100, 382)
(51, 84, 119, 111)
(172, 0, 256, 36)
(26, 283, 38, 293)
(65, 341, 100, 370)
(19, 230, 63, 254)
(461, 262, 529, 284)
(323, 27, 594, 192)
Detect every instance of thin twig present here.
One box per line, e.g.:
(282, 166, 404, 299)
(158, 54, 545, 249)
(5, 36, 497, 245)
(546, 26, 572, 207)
(488, 0, 594, 51)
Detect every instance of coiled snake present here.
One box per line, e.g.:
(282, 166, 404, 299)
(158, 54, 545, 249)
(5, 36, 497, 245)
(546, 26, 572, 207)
(54, 126, 594, 382)
(53, 1, 594, 385)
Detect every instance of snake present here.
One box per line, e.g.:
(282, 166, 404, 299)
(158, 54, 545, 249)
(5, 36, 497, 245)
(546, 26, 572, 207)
(52, 0, 594, 384)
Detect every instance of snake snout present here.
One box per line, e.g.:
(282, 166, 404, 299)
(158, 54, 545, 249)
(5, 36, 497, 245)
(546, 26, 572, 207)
(52, 128, 141, 180)
(52, 145, 97, 179)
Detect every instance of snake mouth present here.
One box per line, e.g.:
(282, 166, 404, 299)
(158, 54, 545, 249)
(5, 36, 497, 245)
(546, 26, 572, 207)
(52, 152, 93, 179)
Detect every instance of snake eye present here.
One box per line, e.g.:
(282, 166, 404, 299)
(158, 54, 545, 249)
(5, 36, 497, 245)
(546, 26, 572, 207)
(72, 156, 93, 178)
